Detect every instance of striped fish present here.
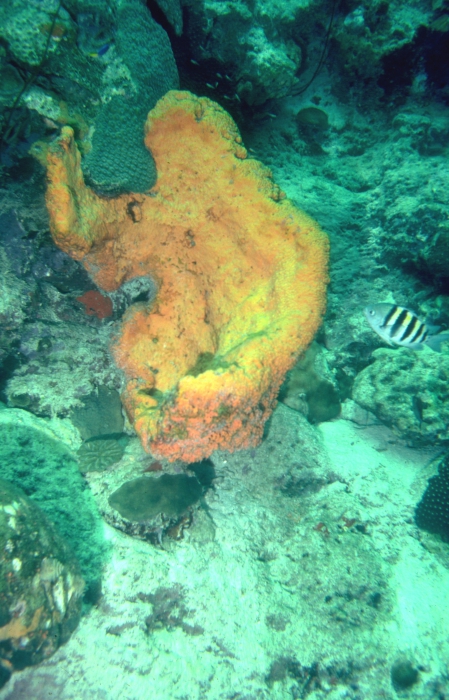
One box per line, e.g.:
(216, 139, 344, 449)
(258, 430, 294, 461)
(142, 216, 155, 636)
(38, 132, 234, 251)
(364, 303, 449, 352)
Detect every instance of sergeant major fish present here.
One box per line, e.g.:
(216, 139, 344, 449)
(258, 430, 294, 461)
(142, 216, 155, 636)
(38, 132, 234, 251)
(364, 303, 449, 352)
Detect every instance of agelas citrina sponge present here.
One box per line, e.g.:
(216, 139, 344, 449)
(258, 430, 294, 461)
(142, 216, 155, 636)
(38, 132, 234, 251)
(38, 91, 329, 462)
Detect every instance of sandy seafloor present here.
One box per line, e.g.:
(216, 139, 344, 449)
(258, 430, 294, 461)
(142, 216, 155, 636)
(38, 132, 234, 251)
(1, 402, 447, 700)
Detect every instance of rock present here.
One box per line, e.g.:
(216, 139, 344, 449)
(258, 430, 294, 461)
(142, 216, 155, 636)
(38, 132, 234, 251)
(185, 0, 305, 105)
(352, 347, 449, 445)
(279, 342, 341, 423)
(0, 479, 84, 688)
(70, 386, 124, 441)
(0, 409, 108, 598)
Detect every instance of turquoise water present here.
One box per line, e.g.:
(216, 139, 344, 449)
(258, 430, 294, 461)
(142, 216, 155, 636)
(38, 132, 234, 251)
(1, 0, 449, 698)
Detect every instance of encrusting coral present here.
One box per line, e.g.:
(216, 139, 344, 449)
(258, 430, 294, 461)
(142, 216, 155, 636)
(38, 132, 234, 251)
(35, 91, 329, 462)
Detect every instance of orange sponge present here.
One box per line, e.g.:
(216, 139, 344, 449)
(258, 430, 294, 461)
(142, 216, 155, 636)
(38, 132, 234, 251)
(38, 91, 329, 462)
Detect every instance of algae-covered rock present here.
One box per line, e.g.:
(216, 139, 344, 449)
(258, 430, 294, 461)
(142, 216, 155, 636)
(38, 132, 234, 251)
(184, 0, 305, 105)
(279, 342, 341, 423)
(352, 348, 449, 445)
(0, 410, 109, 598)
(5, 322, 119, 418)
(70, 386, 124, 441)
(0, 478, 84, 688)
(364, 109, 449, 285)
(366, 129, 449, 285)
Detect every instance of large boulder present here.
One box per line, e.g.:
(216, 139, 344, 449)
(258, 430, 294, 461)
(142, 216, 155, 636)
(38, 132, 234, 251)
(352, 347, 449, 446)
(0, 479, 84, 688)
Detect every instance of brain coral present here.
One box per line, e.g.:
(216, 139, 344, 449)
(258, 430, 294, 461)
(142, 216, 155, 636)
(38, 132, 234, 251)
(36, 91, 329, 462)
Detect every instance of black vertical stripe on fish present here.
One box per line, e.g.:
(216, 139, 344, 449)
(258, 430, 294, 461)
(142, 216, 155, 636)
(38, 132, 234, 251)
(390, 308, 409, 338)
(381, 305, 399, 328)
(399, 314, 418, 341)
(410, 324, 427, 344)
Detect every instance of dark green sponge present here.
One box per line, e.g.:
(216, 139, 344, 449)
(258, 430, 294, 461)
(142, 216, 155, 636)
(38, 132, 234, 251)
(83, 0, 179, 196)
(82, 96, 156, 196)
(116, 0, 178, 98)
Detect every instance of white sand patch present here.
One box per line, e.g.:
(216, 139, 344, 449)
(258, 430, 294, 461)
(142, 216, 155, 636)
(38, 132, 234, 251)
(1, 407, 448, 699)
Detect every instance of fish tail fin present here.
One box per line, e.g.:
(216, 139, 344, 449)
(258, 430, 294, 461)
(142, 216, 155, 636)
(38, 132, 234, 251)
(425, 322, 441, 335)
(426, 332, 449, 352)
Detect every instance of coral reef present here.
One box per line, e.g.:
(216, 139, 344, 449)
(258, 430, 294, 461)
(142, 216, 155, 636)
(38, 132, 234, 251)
(0, 478, 84, 687)
(184, 0, 307, 105)
(183, 0, 440, 107)
(0, 1, 75, 68)
(36, 90, 329, 462)
(352, 348, 449, 446)
(2, 0, 449, 695)
(0, 0, 178, 194)
(334, 0, 432, 89)
(0, 0, 103, 140)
